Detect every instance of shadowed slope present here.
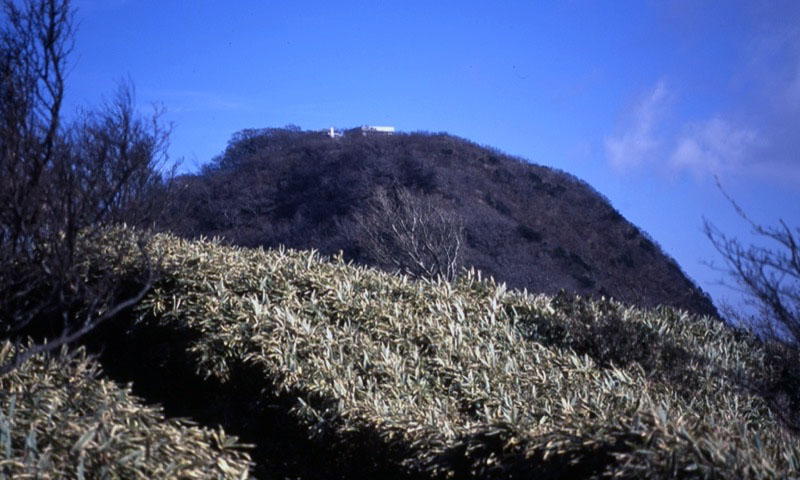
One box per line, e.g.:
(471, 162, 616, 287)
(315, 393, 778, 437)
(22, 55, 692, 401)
(164, 128, 718, 318)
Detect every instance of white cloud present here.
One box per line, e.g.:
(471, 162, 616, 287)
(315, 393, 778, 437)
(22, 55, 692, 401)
(604, 81, 668, 170)
(668, 117, 763, 178)
(602, 4, 800, 189)
(603, 82, 786, 185)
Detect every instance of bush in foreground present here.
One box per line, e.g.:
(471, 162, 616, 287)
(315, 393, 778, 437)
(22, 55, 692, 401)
(127, 232, 799, 478)
(0, 341, 252, 478)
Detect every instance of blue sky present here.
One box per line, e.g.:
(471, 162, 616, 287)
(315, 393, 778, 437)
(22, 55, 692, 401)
(65, 0, 800, 318)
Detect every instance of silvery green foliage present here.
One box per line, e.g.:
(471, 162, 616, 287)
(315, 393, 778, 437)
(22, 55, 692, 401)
(0, 341, 253, 478)
(132, 232, 799, 478)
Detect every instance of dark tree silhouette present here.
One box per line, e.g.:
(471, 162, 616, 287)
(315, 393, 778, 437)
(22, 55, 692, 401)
(705, 180, 800, 432)
(0, 0, 172, 375)
(705, 181, 800, 347)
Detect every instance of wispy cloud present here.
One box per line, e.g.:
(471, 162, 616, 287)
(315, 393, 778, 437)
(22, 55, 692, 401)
(601, 3, 800, 188)
(604, 81, 668, 171)
(605, 74, 800, 187)
(668, 117, 763, 178)
(751, 27, 800, 186)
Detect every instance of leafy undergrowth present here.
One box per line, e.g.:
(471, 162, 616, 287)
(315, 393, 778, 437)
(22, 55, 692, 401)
(127, 232, 800, 479)
(0, 341, 253, 479)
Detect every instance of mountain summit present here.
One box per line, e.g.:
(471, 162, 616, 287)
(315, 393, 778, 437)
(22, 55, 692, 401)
(165, 127, 717, 318)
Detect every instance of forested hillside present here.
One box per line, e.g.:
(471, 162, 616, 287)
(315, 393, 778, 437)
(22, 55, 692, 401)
(164, 127, 718, 318)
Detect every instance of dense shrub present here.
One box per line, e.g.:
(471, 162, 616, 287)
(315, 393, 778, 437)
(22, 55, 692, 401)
(107, 231, 800, 479)
(0, 341, 252, 478)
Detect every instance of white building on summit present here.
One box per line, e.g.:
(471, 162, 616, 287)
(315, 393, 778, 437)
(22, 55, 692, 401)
(324, 126, 395, 138)
(326, 127, 343, 138)
(360, 125, 395, 136)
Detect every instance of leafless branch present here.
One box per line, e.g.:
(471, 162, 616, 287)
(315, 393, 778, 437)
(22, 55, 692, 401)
(705, 177, 800, 347)
(347, 186, 464, 281)
(0, 0, 172, 375)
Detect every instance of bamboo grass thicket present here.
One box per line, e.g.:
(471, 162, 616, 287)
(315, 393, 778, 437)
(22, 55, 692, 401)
(0, 341, 253, 479)
(130, 232, 800, 478)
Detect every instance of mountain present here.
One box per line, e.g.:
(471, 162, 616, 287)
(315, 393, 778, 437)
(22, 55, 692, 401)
(164, 127, 717, 318)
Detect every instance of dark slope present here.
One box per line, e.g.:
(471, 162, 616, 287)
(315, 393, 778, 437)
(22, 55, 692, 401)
(164, 127, 717, 318)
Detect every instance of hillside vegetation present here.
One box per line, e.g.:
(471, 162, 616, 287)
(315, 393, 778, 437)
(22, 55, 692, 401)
(164, 127, 718, 318)
(0, 340, 252, 478)
(73, 231, 800, 478)
(3, 230, 799, 477)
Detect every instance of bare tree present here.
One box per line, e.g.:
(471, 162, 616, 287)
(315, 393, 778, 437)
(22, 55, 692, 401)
(0, 0, 172, 375)
(349, 186, 464, 281)
(704, 180, 799, 347)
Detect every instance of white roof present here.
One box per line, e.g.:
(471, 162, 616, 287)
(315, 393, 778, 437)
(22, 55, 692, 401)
(362, 125, 395, 132)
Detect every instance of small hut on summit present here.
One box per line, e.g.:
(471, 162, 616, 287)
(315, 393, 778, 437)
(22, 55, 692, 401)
(360, 125, 395, 136)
